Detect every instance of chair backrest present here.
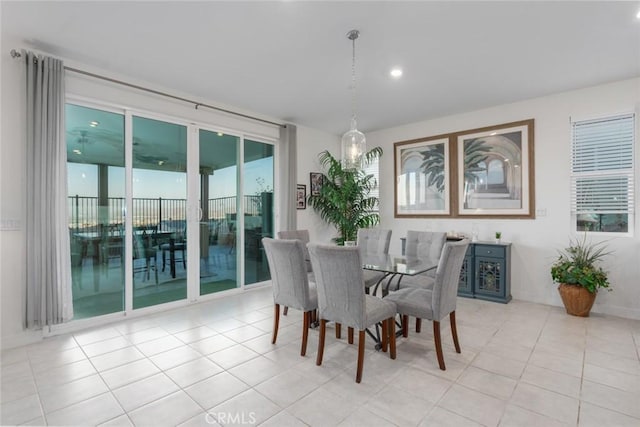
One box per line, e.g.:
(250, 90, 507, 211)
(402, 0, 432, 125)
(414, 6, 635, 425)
(357, 228, 391, 255)
(431, 239, 470, 321)
(277, 230, 312, 272)
(405, 231, 446, 273)
(277, 229, 310, 243)
(262, 238, 314, 311)
(307, 243, 367, 330)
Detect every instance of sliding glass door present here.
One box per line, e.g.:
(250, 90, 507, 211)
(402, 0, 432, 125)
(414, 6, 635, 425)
(131, 115, 188, 309)
(198, 129, 239, 296)
(244, 139, 274, 285)
(67, 103, 276, 319)
(67, 104, 126, 319)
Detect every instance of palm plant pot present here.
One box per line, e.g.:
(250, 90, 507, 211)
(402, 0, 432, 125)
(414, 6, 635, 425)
(557, 283, 596, 317)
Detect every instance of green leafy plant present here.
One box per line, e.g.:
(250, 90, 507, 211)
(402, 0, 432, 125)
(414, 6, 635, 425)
(307, 148, 382, 245)
(550, 234, 612, 294)
(495, 231, 502, 239)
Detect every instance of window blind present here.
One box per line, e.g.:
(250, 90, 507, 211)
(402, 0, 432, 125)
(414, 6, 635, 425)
(570, 113, 634, 217)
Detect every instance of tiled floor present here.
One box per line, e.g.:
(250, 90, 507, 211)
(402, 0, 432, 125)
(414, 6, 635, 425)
(2, 287, 639, 426)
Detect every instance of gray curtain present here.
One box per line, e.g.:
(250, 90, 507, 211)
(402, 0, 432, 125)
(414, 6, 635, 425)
(279, 124, 297, 231)
(24, 50, 73, 328)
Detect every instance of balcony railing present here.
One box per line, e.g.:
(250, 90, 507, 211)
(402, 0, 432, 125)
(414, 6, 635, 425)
(68, 195, 262, 232)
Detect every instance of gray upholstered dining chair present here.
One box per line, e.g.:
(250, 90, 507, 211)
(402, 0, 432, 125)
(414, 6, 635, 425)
(384, 239, 470, 370)
(277, 230, 312, 316)
(399, 231, 447, 332)
(401, 231, 447, 287)
(307, 243, 397, 383)
(357, 228, 391, 294)
(262, 238, 318, 356)
(277, 229, 312, 272)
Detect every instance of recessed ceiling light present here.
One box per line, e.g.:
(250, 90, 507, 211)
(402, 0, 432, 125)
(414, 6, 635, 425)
(636, 10, 640, 19)
(158, 160, 165, 166)
(89, 121, 99, 127)
(217, 132, 224, 137)
(73, 149, 81, 155)
(390, 68, 403, 78)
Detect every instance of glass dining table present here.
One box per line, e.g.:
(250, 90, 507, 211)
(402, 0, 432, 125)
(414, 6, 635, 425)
(361, 253, 438, 349)
(362, 253, 438, 296)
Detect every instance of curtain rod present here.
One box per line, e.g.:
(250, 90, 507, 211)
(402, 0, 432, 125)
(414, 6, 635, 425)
(10, 49, 282, 128)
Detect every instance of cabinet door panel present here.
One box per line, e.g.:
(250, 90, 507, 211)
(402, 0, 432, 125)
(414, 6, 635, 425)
(474, 257, 505, 298)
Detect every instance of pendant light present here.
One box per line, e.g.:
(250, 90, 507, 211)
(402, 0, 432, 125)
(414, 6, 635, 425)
(341, 29, 366, 170)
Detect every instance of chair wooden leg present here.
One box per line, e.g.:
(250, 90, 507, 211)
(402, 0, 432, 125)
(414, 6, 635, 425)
(335, 323, 342, 339)
(316, 319, 327, 366)
(283, 306, 288, 316)
(388, 317, 396, 359)
(450, 311, 461, 353)
(402, 315, 409, 338)
(356, 330, 366, 383)
(433, 320, 446, 370)
(348, 327, 354, 344)
(272, 304, 280, 344)
(416, 318, 422, 333)
(380, 319, 388, 353)
(301, 311, 310, 356)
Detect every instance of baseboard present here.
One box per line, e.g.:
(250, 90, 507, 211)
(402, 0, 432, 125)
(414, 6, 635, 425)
(591, 303, 640, 320)
(1, 329, 44, 350)
(512, 290, 640, 321)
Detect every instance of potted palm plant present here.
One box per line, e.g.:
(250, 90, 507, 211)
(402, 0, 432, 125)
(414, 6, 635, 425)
(307, 148, 382, 245)
(550, 234, 612, 317)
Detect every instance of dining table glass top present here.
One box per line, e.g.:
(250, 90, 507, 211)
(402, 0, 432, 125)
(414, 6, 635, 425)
(362, 253, 437, 276)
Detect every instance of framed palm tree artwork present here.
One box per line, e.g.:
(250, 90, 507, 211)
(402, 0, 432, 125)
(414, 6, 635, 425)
(456, 119, 535, 218)
(394, 134, 452, 217)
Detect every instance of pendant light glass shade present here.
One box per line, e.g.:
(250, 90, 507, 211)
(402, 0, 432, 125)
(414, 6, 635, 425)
(341, 118, 366, 170)
(341, 29, 366, 170)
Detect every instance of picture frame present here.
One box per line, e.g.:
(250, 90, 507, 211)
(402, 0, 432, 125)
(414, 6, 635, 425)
(394, 135, 452, 217)
(296, 184, 307, 210)
(309, 172, 323, 196)
(456, 119, 535, 218)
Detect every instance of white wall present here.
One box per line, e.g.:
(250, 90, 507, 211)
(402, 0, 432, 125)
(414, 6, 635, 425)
(295, 125, 340, 244)
(1, 37, 34, 347)
(368, 77, 640, 319)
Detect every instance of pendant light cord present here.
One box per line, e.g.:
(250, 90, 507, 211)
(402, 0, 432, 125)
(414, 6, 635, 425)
(351, 34, 357, 123)
(346, 29, 360, 125)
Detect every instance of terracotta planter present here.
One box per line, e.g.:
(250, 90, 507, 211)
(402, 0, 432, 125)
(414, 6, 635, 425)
(557, 283, 596, 317)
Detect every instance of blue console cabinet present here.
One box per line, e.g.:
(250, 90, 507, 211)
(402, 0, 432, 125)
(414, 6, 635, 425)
(400, 238, 512, 303)
(467, 242, 512, 303)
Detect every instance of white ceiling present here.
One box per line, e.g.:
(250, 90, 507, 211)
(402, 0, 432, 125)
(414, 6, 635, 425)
(3, 1, 640, 135)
